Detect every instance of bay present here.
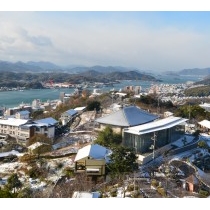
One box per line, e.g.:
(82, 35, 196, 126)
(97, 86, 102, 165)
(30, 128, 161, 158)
(0, 74, 203, 108)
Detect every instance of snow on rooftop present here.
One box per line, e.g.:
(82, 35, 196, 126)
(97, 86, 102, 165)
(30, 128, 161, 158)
(72, 191, 100, 198)
(198, 120, 210, 129)
(171, 135, 195, 148)
(125, 116, 188, 135)
(74, 144, 111, 162)
(0, 150, 20, 158)
(74, 106, 86, 111)
(0, 117, 29, 126)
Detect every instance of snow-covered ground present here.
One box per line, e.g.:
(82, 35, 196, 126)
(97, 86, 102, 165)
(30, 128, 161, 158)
(171, 135, 195, 148)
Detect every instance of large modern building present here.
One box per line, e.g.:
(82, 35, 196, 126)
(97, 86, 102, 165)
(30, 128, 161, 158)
(95, 105, 158, 133)
(123, 116, 188, 154)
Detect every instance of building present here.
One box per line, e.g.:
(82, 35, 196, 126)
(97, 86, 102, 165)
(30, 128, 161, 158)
(74, 144, 111, 177)
(74, 106, 86, 114)
(0, 117, 34, 141)
(123, 116, 188, 154)
(33, 117, 58, 139)
(198, 120, 210, 133)
(0, 117, 58, 143)
(199, 103, 210, 112)
(5, 104, 32, 116)
(15, 110, 30, 119)
(60, 109, 78, 126)
(95, 105, 158, 134)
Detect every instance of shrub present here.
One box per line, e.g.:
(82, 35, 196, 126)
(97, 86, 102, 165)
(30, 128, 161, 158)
(199, 189, 209, 198)
(126, 184, 139, 192)
(151, 179, 158, 187)
(157, 187, 166, 197)
(126, 184, 134, 192)
(131, 190, 140, 198)
(110, 187, 117, 197)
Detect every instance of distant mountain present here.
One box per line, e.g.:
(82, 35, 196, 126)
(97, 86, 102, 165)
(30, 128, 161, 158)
(0, 69, 160, 89)
(27, 61, 61, 70)
(0, 60, 43, 72)
(194, 75, 210, 85)
(66, 65, 133, 74)
(0, 60, 151, 75)
(179, 68, 210, 76)
(103, 70, 159, 81)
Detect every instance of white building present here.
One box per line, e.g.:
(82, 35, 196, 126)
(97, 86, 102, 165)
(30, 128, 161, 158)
(15, 110, 30, 119)
(199, 103, 210, 112)
(0, 117, 58, 143)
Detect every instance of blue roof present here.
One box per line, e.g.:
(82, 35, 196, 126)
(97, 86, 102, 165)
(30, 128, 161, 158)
(34, 117, 58, 126)
(95, 106, 158, 127)
(65, 109, 78, 116)
(18, 110, 30, 114)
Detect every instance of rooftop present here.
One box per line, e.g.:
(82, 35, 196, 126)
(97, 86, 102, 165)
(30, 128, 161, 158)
(124, 116, 188, 135)
(0, 117, 30, 126)
(74, 144, 111, 162)
(34, 117, 58, 126)
(95, 106, 158, 127)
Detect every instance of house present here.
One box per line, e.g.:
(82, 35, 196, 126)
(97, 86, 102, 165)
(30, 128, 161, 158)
(31, 117, 58, 139)
(74, 144, 111, 177)
(74, 106, 86, 114)
(15, 110, 30, 119)
(123, 116, 188, 154)
(95, 105, 158, 134)
(60, 109, 78, 126)
(198, 120, 210, 133)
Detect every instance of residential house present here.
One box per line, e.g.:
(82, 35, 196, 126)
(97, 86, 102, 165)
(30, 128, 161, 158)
(74, 144, 111, 177)
(15, 110, 30, 119)
(33, 117, 58, 139)
(60, 109, 78, 126)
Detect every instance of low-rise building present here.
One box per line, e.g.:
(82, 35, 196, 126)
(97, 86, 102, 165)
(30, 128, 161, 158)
(0, 117, 58, 143)
(74, 144, 111, 177)
(60, 109, 78, 126)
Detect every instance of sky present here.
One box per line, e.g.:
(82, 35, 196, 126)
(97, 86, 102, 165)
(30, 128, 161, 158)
(1, 1, 210, 72)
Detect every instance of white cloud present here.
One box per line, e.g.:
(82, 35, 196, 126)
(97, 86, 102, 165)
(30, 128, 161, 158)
(0, 12, 210, 71)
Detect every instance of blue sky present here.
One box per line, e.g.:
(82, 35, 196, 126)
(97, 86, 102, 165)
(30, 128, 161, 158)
(1, 9, 210, 72)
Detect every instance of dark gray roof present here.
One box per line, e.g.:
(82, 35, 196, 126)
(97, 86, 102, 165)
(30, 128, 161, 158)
(95, 106, 158, 127)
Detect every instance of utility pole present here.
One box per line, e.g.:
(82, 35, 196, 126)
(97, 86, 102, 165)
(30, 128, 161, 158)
(151, 132, 157, 161)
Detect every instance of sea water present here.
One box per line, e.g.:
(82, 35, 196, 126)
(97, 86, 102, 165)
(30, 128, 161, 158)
(0, 74, 203, 108)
